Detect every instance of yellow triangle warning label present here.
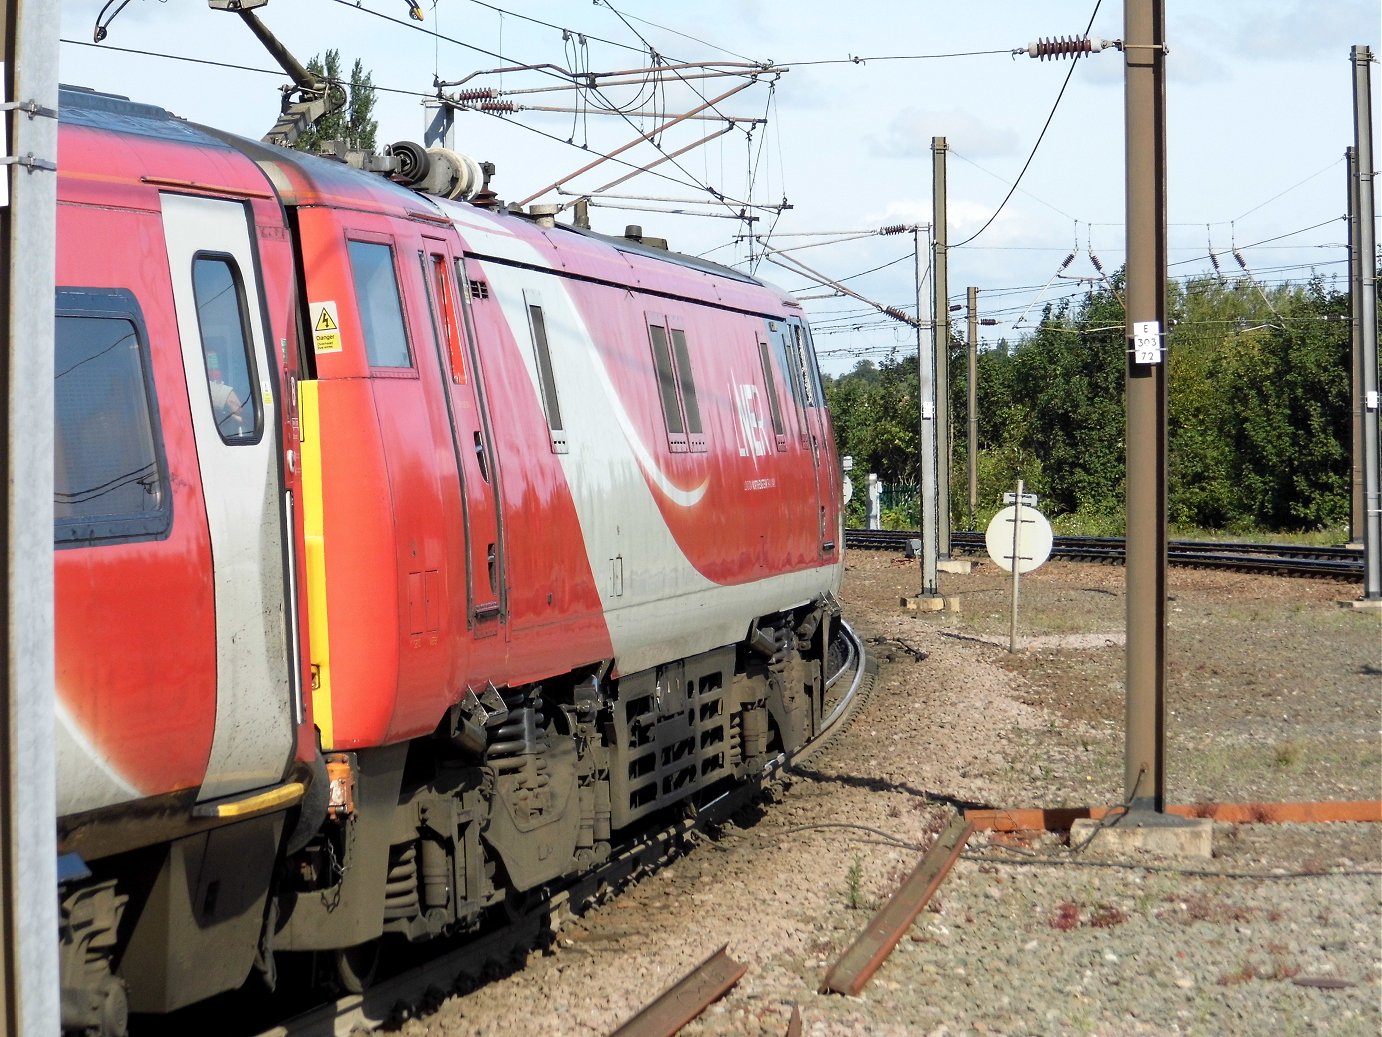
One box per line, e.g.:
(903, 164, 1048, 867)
(311, 301, 343, 354)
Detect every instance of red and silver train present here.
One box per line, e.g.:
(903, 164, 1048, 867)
(54, 84, 844, 1034)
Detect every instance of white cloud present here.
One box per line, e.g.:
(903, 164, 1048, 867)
(1230, 0, 1373, 61)
(868, 107, 1018, 160)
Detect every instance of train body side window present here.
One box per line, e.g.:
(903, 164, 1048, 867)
(347, 240, 412, 368)
(770, 324, 810, 446)
(54, 288, 171, 545)
(522, 289, 567, 452)
(668, 325, 706, 451)
(646, 313, 706, 453)
(792, 323, 825, 407)
(647, 319, 685, 451)
(191, 255, 262, 443)
(756, 335, 787, 451)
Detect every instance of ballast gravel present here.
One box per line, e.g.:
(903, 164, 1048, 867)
(393, 553, 1382, 1037)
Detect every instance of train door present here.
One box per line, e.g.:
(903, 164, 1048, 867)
(422, 242, 506, 635)
(161, 192, 295, 801)
(771, 320, 829, 558)
(788, 317, 839, 554)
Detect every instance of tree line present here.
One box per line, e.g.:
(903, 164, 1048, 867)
(825, 270, 1372, 535)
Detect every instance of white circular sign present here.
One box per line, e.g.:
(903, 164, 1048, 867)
(984, 505, 1053, 574)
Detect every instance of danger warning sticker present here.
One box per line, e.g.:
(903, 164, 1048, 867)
(311, 301, 342, 353)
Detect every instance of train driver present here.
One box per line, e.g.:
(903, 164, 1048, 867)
(205, 347, 246, 435)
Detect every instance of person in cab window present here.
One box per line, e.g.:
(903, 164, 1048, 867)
(206, 350, 245, 435)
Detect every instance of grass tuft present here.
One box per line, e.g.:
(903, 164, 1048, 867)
(845, 855, 864, 910)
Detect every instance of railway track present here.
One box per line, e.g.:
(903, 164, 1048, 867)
(844, 528, 1365, 580)
(243, 622, 876, 1037)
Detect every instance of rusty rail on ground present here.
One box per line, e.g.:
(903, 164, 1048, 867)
(965, 799, 1382, 832)
(820, 814, 973, 997)
(608, 944, 747, 1037)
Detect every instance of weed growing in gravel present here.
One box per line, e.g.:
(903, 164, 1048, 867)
(1160, 894, 1256, 924)
(1049, 902, 1081, 930)
(1273, 740, 1302, 767)
(1047, 901, 1128, 930)
(846, 855, 864, 910)
(1088, 904, 1128, 928)
(1216, 953, 1301, 986)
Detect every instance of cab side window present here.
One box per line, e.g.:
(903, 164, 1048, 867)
(192, 255, 261, 443)
(348, 240, 413, 369)
(54, 288, 170, 544)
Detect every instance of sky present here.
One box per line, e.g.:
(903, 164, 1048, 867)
(58, 0, 1380, 375)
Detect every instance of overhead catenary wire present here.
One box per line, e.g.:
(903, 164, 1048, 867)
(594, 0, 761, 64)
(776, 251, 914, 295)
(756, 240, 926, 328)
(332, 0, 765, 220)
(952, 0, 1103, 250)
(1232, 156, 1345, 223)
(593, 0, 783, 247)
(949, 147, 1080, 224)
(77, 3, 1354, 348)
(783, 48, 1016, 67)
(460, 0, 649, 58)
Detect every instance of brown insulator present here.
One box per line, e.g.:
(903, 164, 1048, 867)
(1027, 36, 1102, 61)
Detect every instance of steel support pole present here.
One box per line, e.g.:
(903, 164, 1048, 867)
(931, 137, 952, 557)
(2, 1, 60, 1033)
(1123, 0, 1168, 813)
(1352, 46, 1381, 601)
(967, 287, 979, 531)
(1347, 146, 1364, 544)
(916, 227, 939, 596)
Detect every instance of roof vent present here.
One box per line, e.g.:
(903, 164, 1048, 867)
(527, 204, 560, 229)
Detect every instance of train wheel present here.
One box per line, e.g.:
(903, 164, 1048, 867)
(333, 940, 380, 994)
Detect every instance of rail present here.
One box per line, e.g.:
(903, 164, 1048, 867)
(843, 529, 1364, 580)
(607, 945, 748, 1037)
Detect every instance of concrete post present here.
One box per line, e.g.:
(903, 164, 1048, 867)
(1347, 146, 1364, 545)
(931, 136, 952, 558)
(967, 287, 978, 531)
(1, 1, 61, 1033)
(1123, 0, 1169, 814)
(1352, 46, 1381, 601)
(914, 226, 939, 595)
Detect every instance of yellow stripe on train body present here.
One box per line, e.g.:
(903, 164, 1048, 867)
(297, 380, 334, 750)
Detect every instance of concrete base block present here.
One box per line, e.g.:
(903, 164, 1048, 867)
(901, 595, 945, 613)
(937, 558, 973, 574)
(1071, 814, 1214, 858)
(943, 596, 962, 613)
(1338, 597, 1382, 610)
